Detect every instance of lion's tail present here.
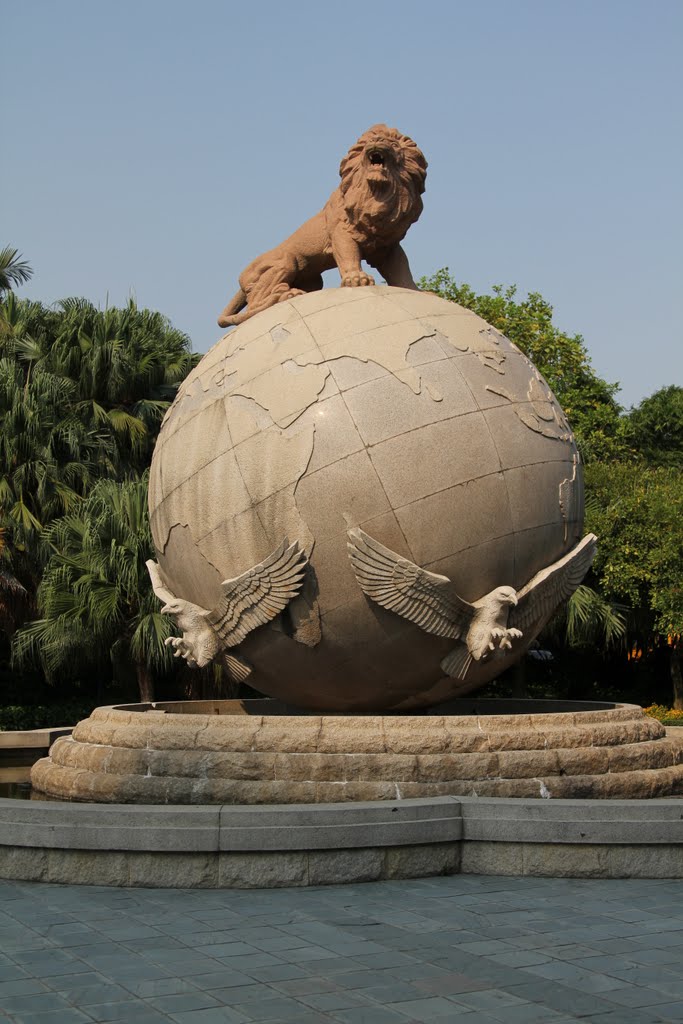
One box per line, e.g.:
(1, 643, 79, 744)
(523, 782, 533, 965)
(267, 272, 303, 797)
(217, 289, 247, 328)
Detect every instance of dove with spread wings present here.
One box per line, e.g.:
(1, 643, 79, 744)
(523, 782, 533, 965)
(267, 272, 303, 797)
(347, 528, 597, 681)
(146, 538, 308, 682)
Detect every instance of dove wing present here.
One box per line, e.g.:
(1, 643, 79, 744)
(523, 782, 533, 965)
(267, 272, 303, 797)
(347, 528, 473, 640)
(509, 533, 597, 635)
(207, 538, 307, 647)
(146, 560, 178, 607)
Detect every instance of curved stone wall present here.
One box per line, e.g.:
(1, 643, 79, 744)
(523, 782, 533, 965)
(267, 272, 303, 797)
(1, 794, 682, 887)
(31, 700, 683, 804)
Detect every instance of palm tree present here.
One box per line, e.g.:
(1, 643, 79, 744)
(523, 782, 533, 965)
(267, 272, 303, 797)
(12, 475, 174, 701)
(47, 298, 197, 472)
(0, 247, 33, 295)
(0, 350, 102, 617)
(560, 584, 628, 651)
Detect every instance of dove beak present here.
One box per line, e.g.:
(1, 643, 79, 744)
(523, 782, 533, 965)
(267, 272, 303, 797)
(508, 594, 518, 606)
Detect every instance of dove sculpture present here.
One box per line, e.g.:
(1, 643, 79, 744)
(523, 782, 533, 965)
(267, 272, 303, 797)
(146, 538, 308, 682)
(347, 528, 597, 681)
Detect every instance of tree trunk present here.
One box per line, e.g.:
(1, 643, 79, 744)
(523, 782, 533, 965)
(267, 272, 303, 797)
(671, 649, 683, 711)
(136, 662, 155, 704)
(511, 660, 529, 699)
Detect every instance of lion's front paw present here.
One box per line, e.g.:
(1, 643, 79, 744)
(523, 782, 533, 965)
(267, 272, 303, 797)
(341, 272, 375, 288)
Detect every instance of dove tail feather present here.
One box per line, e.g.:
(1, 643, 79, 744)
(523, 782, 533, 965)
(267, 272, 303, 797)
(441, 646, 472, 681)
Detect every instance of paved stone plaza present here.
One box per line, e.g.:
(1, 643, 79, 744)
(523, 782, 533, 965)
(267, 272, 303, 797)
(1, 876, 683, 1023)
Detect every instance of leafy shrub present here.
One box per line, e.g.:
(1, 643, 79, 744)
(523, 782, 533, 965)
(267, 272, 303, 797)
(643, 704, 683, 726)
(0, 702, 94, 731)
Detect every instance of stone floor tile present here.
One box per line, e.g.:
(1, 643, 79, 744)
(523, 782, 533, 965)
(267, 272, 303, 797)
(458, 940, 514, 956)
(583, 1011, 670, 1024)
(172, 960, 238, 979)
(0, 992, 72, 1014)
(450, 1014, 516, 1024)
(413, 974, 491, 996)
(206, 984, 274, 1004)
(244, 964, 309, 983)
(212, 953, 283, 970)
(650, 977, 683, 999)
(271, 976, 338, 996)
(544, 944, 603, 961)
(51, 980, 134, 1005)
(489, 950, 552, 967)
(454, 989, 531, 1012)
(125, 977, 203, 998)
(2, 1010, 94, 1024)
(276, 945, 340, 963)
(147, 991, 223, 1014)
(319, 969, 393, 989)
(85, 1001, 174, 1022)
(300, 990, 373, 1011)
(255, 1014, 332, 1024)
(570, 953, 641, 974)
(304, 957, 364, 975)
(143, 946, 218, 964)
(389, 995, 469, 1020)
(601, 984, 679, 1008)
(0, 964, 30, 982)
(627, 947, 683, 965)
(329, 1007, 409, 1023)
(168, 1010, 248, 1024)
(584, 937, 653, 954)
(483, 1003, 566, 1022)
(0, 977, 48, 997)
(358, 981, 426, 1003)
(348, 951, 419, 970)
(503, 981, 618, 1018)
(186, 943, 258, 959)
(67, 942, 131, 960)
(245, 933, 312, 952)
(240, 994, 338, 1019)
(648, 1004, 683, 1022)
(181, 971, 255, 991)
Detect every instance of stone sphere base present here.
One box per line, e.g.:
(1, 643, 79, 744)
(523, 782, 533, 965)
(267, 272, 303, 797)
(31, 699, 683, 803)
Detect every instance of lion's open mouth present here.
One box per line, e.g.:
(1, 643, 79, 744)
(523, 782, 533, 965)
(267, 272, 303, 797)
(365, 147, 392, 196)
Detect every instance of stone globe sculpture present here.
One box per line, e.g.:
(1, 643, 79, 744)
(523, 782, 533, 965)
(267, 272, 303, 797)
(147, 285, 593, 711)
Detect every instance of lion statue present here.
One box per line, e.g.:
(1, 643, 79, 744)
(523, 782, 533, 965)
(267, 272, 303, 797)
(217, 124, 427, 327)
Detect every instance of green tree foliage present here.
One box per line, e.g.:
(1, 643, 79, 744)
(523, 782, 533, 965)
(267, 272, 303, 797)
(0, 247, 32, 295)
(0, 349, 101, 600)
(419, 269, 625, 460)
(12, 475, 174, 702)
(550, 585, 628, 653)
(0, 274, 198, 707)
(0, 292, 197, 614)
(585, 461, 683, 707)
(623, 385, 683, 468)
(1, 294, 197, 474)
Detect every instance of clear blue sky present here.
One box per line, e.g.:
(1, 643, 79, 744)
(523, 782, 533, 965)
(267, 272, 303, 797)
(3, 0, 681, 408)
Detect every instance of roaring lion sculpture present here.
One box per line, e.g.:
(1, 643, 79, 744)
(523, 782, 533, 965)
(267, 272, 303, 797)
(217, 124, 427, 327)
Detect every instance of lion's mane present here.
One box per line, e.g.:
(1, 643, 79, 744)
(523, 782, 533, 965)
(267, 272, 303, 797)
(338, 124, 427, 245)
